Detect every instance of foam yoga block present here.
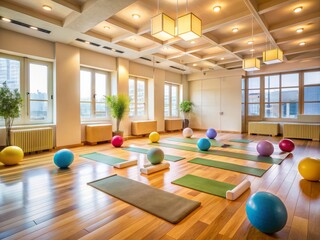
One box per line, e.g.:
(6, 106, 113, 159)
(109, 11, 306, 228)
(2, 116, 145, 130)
(226, 179, 251, 200)
(140, 162, 170, 174)
(113, 159, 138, 169)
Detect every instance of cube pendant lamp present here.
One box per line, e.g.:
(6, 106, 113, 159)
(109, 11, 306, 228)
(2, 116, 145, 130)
(177, 12, 202, 41)
(263, 48, 283, 64)
(151, 13, 175, 41)
(243, 58, 261, 71)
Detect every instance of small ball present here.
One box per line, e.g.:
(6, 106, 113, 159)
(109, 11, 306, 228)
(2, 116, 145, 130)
(279, 139, 295, 152)
(149, 132, 160, 143)
(206, 128, 217, 139)
(182, 128, 193, 138)
(147, 148, 164, 165)
(0, 146, 24, 165)
(298, 157, 320, 181)
(197, 138, 211, 151)
(111, 135, 124, 147)
(53, 149, 74, 168)
(256, 140, 274, 156)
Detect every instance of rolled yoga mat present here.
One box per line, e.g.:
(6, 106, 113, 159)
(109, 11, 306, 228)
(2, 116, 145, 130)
(88, 174, 201, 224)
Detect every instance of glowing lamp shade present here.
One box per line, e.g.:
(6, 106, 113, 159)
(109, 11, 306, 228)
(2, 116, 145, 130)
(151, 13, 175, 41)
(177, 13, 202, 41)
(263, 48, 283, 65)
(243, 58, 261, 71)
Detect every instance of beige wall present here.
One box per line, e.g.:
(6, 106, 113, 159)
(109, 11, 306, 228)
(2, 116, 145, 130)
(80, 48, 116, 71)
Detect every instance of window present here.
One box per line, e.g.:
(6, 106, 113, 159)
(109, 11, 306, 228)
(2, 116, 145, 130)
(247, 77, 260, 116)
(129, 76, 147, 117)
(264, 75, 280, 118)
(0, 54, 53, 125)
(80, 68, 110, 120)
(164, 83, 180, 118)
(304, 71, 320, 115)
(281, 73, 299, 118)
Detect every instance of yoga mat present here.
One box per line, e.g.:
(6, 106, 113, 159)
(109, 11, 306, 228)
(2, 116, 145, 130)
(188, 158, 269, 177)
(151, 142, 288, 164)
(172, 174, 236, 198)
(229, 139, 252, 143)
(88, 175, 200, 224)
(123, 147, 185, 162)
(80, 152, 128, 166)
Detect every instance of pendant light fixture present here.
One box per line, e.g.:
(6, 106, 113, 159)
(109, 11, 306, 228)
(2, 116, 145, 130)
(262, 38, 283, 65)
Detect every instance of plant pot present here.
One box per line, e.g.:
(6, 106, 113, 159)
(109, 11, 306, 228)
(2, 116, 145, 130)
(112, 131, 124, 137)
(182, 119, 190, 129)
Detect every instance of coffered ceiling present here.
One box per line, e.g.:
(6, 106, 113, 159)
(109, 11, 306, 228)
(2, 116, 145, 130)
(0, 0, 319, 74)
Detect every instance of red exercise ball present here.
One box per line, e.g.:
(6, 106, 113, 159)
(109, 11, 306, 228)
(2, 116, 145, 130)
(279, 139, 295, 152)
(111, 135, 123, 147)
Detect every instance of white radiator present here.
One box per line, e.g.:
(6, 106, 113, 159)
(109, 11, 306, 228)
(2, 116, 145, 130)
(10, 128, 53, 153)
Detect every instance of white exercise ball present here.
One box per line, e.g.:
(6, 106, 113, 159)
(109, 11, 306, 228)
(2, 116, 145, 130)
(183, 127, 193, 138)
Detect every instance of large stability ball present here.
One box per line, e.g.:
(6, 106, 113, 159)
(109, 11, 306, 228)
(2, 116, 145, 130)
(53, 149, 74, 168)
(206, 128, 217, 139)
(279, 139, 295, 152)
(183, 127, 193, 138)
(197, 138, 211, 151)
(298, 157, 320, 181)
(147, 148, 164, 165)
(111, 135, 124, 147)
(246, 192, 287, 234)
(0, 146, 24, 166)
(256, 140, 274, 156)
(149, 132, 160, 143)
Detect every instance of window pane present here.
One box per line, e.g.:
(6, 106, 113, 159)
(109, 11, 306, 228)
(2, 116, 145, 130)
(80, 102, 91, 118)
(281, 88, 298, 102)
(164, 85, 170, 117)
(304, 86, 320, 101)
(248, 77, 260, 89)
(282, 73, 299, 87)
(265, 89, 279, 102)
(241, 78, 245, 90)
(265, 104, 279, 118)
(265, 75, 279, 88)
(304, 103, 320, 114)
(241, 90, 245, 103)
(80, 70, 91, 101)
(29, 63, 48, 100)
(30, 101, 48, 120)
(129, 79, 135, 103)
(129, 103, 135, 117)
(136, 103, 145, 116)
(248, 104, 260, 116)
(0, 58, 20, 90)
(304, 71, 320, 85)
(95, 102, 106, 112)
(248, 90, 260, 103)
(281, 103, 298, 118)
(137, 80, 145, 103)
(171, 86, 178, 117)
(95, 73, 106, 102)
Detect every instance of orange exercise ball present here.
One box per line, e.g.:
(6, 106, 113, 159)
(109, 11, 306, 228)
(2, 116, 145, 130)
(298, 157, 320, 182)
(0, 146, 24, 166)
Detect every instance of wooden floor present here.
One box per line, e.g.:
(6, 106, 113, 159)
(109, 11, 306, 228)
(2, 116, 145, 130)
(0, 131, 319, 240)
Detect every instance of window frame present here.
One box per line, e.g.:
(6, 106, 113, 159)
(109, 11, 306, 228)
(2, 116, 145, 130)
(128, 76, 148, 119)
(164, 82, 181, 118)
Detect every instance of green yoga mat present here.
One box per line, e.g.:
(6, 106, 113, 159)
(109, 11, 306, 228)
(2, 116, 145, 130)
(88, 175, 200, 224)
(188, 158, 269, 177)
(151, 142, 287, 164)
(123, 147, 185, 162)
(172, 174, 236, 198)
(80, 152, 126, 166)
(229, 139, 252, 143)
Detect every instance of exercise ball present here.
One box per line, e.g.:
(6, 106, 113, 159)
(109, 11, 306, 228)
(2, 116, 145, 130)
(206, 128, 217, 139)
(197, 138, 211, 151)
(53, 149, 74, 168)
(256, 140, 274, 156)
(149, 132, 160, 143)
(298, 157, 320, 181)
(111, 135, 124, 147)
(183, 127, 193, 138)
(0, 146, 24, 166)
(147, 148, 164, 165)
(246, 192, 287, 234)
(279, 139, 295, 152)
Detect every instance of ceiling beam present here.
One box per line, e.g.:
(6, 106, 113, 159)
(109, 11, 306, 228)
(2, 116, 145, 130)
(107, 18, 137, 34)
(85, 30, 111, 42)
(220, 30, 264, 46)
(233, 43, 266, 53)
(276, 31, 320, 44)
(111, 32, 134, 43)
(284, 44, 320, 55)
(258, 0, 298, 14)
(51, 0, 82, 13)
(286, 51, 320, 61)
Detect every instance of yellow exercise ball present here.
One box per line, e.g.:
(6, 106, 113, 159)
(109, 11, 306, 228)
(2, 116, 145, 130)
(0, 146, 24, 166)
(298, 157, 320, 182)
(149, 131, 160, 143)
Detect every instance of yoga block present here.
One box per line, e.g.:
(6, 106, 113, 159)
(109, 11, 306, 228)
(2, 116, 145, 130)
(140, 162, 170, 175)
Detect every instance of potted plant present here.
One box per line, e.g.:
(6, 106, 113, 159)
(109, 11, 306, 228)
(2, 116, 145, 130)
(0, 82, 23, 146)
(106, 94, 130, 136)
(180, 100, 193, 129)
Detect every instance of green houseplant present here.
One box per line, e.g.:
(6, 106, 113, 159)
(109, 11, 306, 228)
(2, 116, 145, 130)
(180, 100, 193, 128)
(106, 94, 130, 136)
(0, 82, 23, 146)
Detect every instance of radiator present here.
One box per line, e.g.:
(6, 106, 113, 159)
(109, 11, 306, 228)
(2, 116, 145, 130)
(10, 128, 54, 153)
(165, 119, 183, 131)
(283, 124, 320, 141)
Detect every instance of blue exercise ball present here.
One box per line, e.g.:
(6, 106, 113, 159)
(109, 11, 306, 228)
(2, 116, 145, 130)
(206, 128, 217, 139)
(246, 192, 287, 234)
(53, 149, 74, 168)
(197, 138, 211, 151)
(147, 148, 164, 165)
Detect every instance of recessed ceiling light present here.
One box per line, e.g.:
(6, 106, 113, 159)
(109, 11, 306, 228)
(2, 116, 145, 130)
(213, 5, 221, 12)
(293, 6, 303, 13)
(220, 57, 224, 60)
(1, 17, 11, 22)
(250, 49, 255, 52)
(296, 28, 304, 33)
(299, 42, 306, 46)
(190, 41, 196, 44)
(232, 27, 239, 33)
(104, 26, 110, 29)
(42, 5, 52, 11)
(85, 41, 90, 44)
(193, 63, 197, 66)
(130, 38, 136, 41)
(30, 26, 38, 30)
(111, 48, 117, 52)
(132, 14, 140, 19)
(247, 41, 254, 45)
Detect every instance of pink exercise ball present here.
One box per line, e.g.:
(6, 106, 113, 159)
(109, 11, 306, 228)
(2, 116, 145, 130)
(256, 140, 274, 157)
(279, 139, 295, 152)
(111, 135, 123, 147)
